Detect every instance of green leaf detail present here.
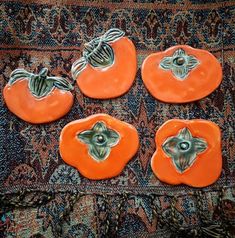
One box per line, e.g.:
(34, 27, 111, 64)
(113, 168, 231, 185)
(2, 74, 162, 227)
(103, 28, 125, 43)
(72, 28, 124, 76)
(89, 145, 111, 162)
(93, 122, 107, 133)
(71, 57, 88, 80)
(187, 55, 199, 69)
(162, 137, 180, 158)
(49, 77, 74, 91)
(86, 42, 114, 68)
(106, 129, 120, 147)
(77, 130, 94, 144)
(173, 48, 186, 58)
(162, 127, 208, 173)
(159, 48, 200, 80)
(9, 68, 73, 99)
(178, 127, 192, 140)
(77, 121, 120, 162)
(29, 75, 54, 98)
(193, 138, 208, 153)
(172, 66, 189, 80)
(159, 57, 172, 70)
(173, 152, 197, 173)
(8, 68, 33, 85)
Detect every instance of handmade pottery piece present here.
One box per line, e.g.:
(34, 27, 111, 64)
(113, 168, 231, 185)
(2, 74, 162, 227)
(71, 28, 137, 99)
(59, 114, 139, 180)
(141, 45, 222, 103)
(151, 119, 222, 187)
(3, 68, 74, 123)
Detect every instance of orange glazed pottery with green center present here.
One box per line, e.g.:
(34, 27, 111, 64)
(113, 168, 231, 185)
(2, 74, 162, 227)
(71, 29, 137, 99)
(59, 114, 139, 180)
(141, 45, 222, 103)
(151, 119, 222, 187)
(3, 68, 74, 124)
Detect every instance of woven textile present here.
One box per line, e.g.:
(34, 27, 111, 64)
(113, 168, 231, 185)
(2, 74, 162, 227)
(0, 1, 235, 237)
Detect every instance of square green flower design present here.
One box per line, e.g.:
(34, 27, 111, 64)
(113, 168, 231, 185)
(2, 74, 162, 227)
(77, 121, 120, 162)
(162, 127, 208, 173)
(160, 48, 199, 80)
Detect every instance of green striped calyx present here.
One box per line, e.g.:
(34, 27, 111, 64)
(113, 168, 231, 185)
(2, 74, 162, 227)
(71, 28, 125, 80)
(8, 68, 73, 99)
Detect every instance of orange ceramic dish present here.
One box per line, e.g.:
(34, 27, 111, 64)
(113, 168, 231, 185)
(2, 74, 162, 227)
(141, 45, 222, 103)
(3, 68, 74, 124)
(71, 28, 137, 99)
(59, 114, 139, 180)
(151, 119, 222, 187)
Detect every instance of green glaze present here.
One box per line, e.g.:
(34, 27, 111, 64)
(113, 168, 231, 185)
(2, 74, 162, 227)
(84, 42, 114, 68)
(9, 68, 73, 99)
(162, 127, 208, 173)
(159, 48, 199, 80)
(71, 28, 125, 80)
(78, 121, 120, 162)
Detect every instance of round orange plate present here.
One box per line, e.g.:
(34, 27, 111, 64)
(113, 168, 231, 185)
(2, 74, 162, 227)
(3, 68, 74, 124)
(141, 45, 222, 103)
(71, 28, 137, 99)
(59, 114, 139, 180)
(151, 119, 222, 187)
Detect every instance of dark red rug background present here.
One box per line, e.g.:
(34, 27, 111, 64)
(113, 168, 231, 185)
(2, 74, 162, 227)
(0, 1, 234, 237)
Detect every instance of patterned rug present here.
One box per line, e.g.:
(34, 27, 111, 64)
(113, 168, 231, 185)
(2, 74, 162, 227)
(0, 0, 235, 237)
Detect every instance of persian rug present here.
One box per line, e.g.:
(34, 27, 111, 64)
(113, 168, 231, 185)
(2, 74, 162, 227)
(0, 0, 235, 237)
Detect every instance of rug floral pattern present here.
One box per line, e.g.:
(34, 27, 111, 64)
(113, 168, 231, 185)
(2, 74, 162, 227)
(0, 1, 235, 237)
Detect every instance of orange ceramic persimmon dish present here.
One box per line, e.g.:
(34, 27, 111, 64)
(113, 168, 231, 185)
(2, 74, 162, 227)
(151, 119, 222, 187)
(3, 68, 74, 124)
(71, 28, 137, 99)
(141, 45, 222, 103)
(59, 114, 139, 180)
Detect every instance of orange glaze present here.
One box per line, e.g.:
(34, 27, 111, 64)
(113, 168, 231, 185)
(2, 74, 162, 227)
(59, 114, 139, 180)
(76, 37, 137, 99)
(3, 79, 74, 124)
(151, 119, 222, 187)
(141, 45, 222, 103)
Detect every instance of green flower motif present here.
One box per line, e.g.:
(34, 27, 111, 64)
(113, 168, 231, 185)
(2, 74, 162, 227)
(77, 121, 120, 162)
(160, 48, 199, 80)
(162, 127, 208, 173)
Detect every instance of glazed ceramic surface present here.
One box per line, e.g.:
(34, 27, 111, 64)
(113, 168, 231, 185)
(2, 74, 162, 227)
(71, 28, 137, 99)
(141, 45, 222, 103)
(151, 119, 222, 187)
(59, 114, 139, 180)
(3, 68, 74, 124)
